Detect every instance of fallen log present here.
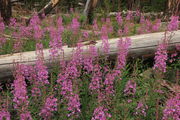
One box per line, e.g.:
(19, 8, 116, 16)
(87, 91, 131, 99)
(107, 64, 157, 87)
(0, 31, 180, 82)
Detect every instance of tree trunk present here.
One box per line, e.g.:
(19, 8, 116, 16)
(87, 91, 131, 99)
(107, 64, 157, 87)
(167, 0, 180, 16)
(0, 0, 12, 24)
(83, 0, 98, 24)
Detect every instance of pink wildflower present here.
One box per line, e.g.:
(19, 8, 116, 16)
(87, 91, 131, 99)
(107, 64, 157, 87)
(12, 65, 32, 120)
(89, 64, 102, 91)
(83, 46, 98, 73)
(115, 37, 131, 76)
(126, 11, 133, 21)
(124, 80, 136, 96)
(135, 102, 148, 117)
(104, 72, 116, 95)
(40, 95, 58, 120)
(57, 16, 64, 33)
(153, 43, 168, 73)
(0, 37, 6, 48)
(49, 27, 63, 58)
(163, 94, 180, 120)
(152, 19, 161, 32)
(116, 12, 123, 25)
(67, 93, 81, 117)
(0, 109, 10, 120)
(101, 25, 110, 54)
(71, 18, 80, 34)
(168, 16, 179, 31)
(34, 59, 49, 85)
(92, 106, 111, 120)
(0, 20, 5, 33)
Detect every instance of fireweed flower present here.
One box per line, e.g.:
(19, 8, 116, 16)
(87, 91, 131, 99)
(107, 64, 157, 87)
(9, 18, 17, 28)
(152, 19, 161, 32)
(67, 93, 81, 117)
(0, 20, 6, 48)
(101, 25, 110, 54)
(12, 65, 32, 120)
(58, 66, 81, 117)
(57, 46, 82, 118)
(93, 19, 100, 36)
(71, 18, 80, 34)
(0, 37, 6, 48)
(0, 109, 10, 120)
(49, 27, 63, 58)
(135, 102, 148, 117)
(57, 16, 64, 33)
(40, 95, 58, 120)
(126, 11, 133, 21)
(0, 20, 5, 33)
(140, 15, 145, 24)
(104, 72, 116, 95)
(34, 59, 49, 85)
(167, 16, 179, 31)
(83, 46, 98, 73)
(33, 25, 44, 40)
(29, 15, 43, 40)
(115, 37, 131, 76)
(124, 80, 137, 96)
(106, 18, 113, 33)
(36, 42, 44, 58)
(163, 94, 180, 120)
(138, 16, 146, 34)
(83, 31, 89, 38)
(19, 26, 32, 38)
(20, 64, 41, 97)
(58, 73, 73, 96)
(116, 12, 123, 25)
(91, 106, 111, 120)
(89, 64, 102, 91)
(145, 19, 152, 33)
(153, 43, 168, 73)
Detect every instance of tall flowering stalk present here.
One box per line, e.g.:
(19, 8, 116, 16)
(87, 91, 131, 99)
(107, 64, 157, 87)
(126, 11, 133, 21)
(29, 15, 43, 40)
(39, 95, 58, 120)
(34, 58, 49, 85)
(134, 102, 148, 117)
(0, 20, 5, 33)
(152, 19, 161, 32)
(91, 106, 111, 120)
(83, 46, 98, 73)
(124, 80, 137, 96)
(57, 45, 83, 118)
(12, 65, 32, 120)
(49, 17, 64, 59)
(49, 27, 63, 58)
(167, 16, 179, 31)
(101, 25, 110, 54)
(71, 18, 80, 34)
(116, 12, 123, 25)
(89, 64, 102, 92)
(20, 64, 41, 97)
(153, 43, 168, 73)
(106, 18, 113, 34)
(115, 37, 131, 76)
(0, 109, 10, 120)
(163, 94, 180, 120)
(93, 19, 100, 36)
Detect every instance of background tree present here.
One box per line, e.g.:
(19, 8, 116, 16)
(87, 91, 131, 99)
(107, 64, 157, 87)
(0, 0, 12, 24)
